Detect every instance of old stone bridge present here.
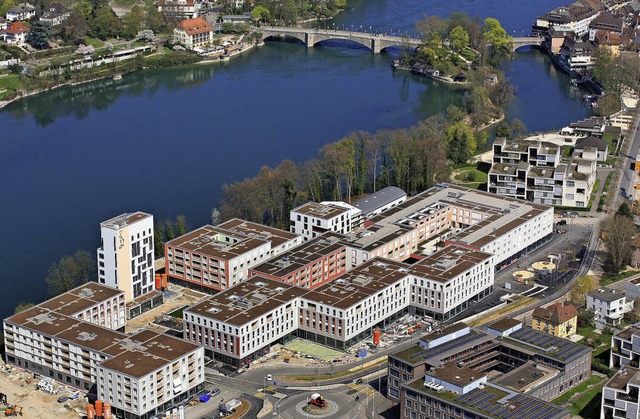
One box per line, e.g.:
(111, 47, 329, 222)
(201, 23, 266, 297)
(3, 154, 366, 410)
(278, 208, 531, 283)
(255, 27, 544, 54)
(256, 26, 423, 53)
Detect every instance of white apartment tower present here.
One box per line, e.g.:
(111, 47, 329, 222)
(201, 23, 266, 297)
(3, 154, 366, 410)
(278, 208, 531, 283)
(98, 212, 155, 302)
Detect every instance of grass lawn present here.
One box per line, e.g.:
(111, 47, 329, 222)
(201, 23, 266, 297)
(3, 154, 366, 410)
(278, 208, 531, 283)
(85, 37, 105, 48)
(601, 270, 639, 287)
(285, 339, 343, 361)
(169, 305, 187, 318)
(0, 74, 22, 91)
(602, 131, 619, 150)
(452, 163, 489, 190)
(551, 375, 605, 418)
(578, 326, 612, 356)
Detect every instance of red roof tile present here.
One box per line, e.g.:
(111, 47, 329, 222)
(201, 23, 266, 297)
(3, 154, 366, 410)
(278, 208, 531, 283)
(176, 17, 212, 36)
(4, 21, 29, 34)
(533, 301, 578, 325)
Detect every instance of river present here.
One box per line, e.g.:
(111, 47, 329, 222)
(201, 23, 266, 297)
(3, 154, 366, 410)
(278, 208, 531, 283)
(0, 0, 590, 319)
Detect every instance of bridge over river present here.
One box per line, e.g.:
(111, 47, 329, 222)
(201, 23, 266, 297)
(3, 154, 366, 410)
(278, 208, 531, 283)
(256, 26, 423, 53)
(256, 27, 544, 54)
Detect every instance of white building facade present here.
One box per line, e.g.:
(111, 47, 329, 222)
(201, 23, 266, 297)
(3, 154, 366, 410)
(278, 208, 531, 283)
(290, 201, 361, 241)
(97, 212, 155, 302)
(588, 287, 633, 329)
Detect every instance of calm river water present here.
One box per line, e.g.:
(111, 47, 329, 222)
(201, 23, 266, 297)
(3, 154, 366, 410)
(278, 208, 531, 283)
(0, 0, 590, 317)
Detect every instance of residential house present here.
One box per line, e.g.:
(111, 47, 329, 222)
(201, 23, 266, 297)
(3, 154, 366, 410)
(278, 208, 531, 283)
(601, 366, 640, 419)
(532, 301, 579, 338)
(164, 220, 302, 292)
(611, 325, 640, 369)
(390, 319, 591, 408)
(39, 3, 70, 26)
(535, 4, 600, 37)
(547, 27, 575, 54)
(3, 21, 29, 45)
(0, 17, 7, 31)
(589, 12, 624, 40)
(5, 3, 35, 21)
(575, 135, 609, 162)
(489, 136, 598, 208)
(158, 0, 198, 20)
(587, 287, 634, 328)
(290, 201, 361, 241)
(562, 116, 607, 137)
(560, 38, 596, 70)
(173, 17, 213, 50)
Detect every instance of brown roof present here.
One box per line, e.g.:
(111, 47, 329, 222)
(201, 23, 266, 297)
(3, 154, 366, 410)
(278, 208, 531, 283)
(532, 302, 578, 325)
(4, 22, 28, 34)
(176, 17, 212, 36)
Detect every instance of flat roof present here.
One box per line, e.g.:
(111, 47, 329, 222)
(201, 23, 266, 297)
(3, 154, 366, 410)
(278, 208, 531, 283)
(165, 224, 269, 260)
(250, 232, 345, 278)
(303, 258, 411, 310)
(184, 277, 308, 327)
(342, 184, 550, 253)
(503, 327, 591, 363)
(291, 202, 349, 220)
(421, 322, 468, 342)
(488, 318, 522, 332)
(99, 330, 200, 378)
(605, 366, 640, 390)
(491, 361, 559, 392)
(615, 325, 640, 341)
(427, 362, 485, 385)
(352, 186, 406, 215)
(588, 287, 626, 302)
(37, 282, 123, 317)
(409, 245, 493, 283)
(404, 378, 569, 419)
(217, 218, 300, 248)
(101, 212, 151, 229)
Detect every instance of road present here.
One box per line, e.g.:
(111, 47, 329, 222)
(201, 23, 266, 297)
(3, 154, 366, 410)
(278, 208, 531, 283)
(616, 112, 640, 206)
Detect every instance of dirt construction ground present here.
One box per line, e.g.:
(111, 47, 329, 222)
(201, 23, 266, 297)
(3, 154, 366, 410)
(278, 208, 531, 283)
(0, 361, 84, 418)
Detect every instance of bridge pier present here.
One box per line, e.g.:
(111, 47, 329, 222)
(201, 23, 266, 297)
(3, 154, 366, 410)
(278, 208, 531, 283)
(305, 33, 314, 48)
(371, 38, 381, 54)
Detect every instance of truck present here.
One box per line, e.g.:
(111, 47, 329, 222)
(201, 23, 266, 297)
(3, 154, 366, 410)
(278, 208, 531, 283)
(219, 398, 242, 414)
(309, 393, 326, 407)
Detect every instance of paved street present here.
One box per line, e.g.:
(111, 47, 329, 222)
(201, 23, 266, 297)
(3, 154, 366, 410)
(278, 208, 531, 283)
(616, 113, 640, 207)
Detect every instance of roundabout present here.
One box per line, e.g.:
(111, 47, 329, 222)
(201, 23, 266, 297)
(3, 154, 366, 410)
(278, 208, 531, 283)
(275, 390, 361, 419)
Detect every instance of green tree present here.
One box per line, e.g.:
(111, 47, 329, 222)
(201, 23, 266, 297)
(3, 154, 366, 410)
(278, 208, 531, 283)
(26, 21, 52, 49)
(251, 5, 270, 24)
(446, 105, 466, 123)
(510, 119, 527, 138)
(449, 26, 469, 53)
(495, 122, 512, 139)
(90, 7, 122, 40)
(570, 276, 597, 308)
(446, 121, 476, 164)
(415, 15, 447, 42)
(0, 0, 16, 17)
(14, 302, 35, 314)
(45, 250, 97, 296)
(175, 215, 190, 236)
(483, 17, 511, 68)
(617, 202, 633, 219)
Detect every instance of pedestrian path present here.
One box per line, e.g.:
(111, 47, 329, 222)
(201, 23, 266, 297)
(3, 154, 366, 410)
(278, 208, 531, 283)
(347, 383, 375, 396)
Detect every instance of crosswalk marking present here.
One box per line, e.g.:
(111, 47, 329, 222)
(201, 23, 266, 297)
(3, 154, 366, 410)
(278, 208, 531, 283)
(361, 388, 375, 396)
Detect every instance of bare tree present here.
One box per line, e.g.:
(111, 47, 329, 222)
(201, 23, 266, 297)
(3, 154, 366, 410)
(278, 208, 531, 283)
(602, 215, 636, 274)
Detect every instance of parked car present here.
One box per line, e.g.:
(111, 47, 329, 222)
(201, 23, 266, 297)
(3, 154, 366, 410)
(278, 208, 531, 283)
(266, 374, 273, 381)
(353, 378, 364, 384)
(209, 388, 221, 397)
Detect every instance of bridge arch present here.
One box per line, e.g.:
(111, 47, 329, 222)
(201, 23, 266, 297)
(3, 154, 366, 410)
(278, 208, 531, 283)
(311, 35, 373, 52)
(261, 33, 307, 45)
